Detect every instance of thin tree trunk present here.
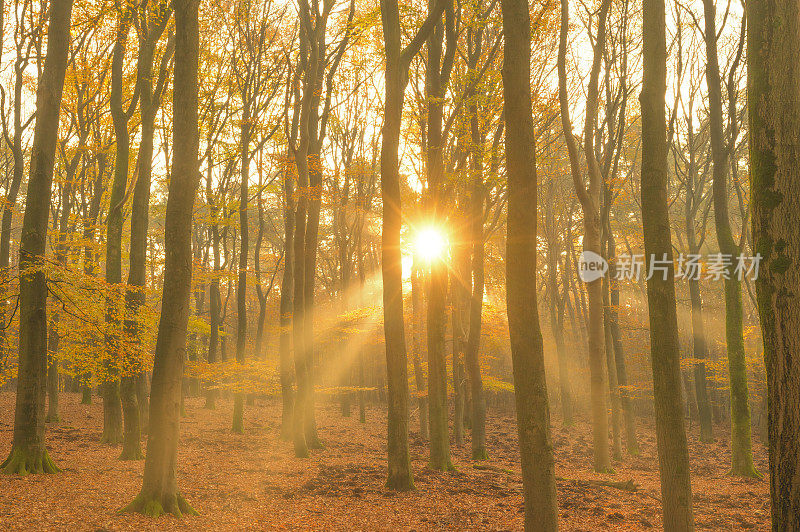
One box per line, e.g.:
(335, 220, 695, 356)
(640, 0, 695, 525)
(701, 0, 757, 478)
(465, 140, 488, 458)
(278, 154, 295, 439)
(558, 0, 612, 472)
(424, 0, 456, 471)
(103, 8, 134, 446)
(501, 0, 559, 526)
(232, 105, 250, 434)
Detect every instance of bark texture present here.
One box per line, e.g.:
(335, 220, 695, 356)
(747, 0, 800, 526)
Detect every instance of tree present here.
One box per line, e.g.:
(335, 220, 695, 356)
(558, 0, 613, 472)
(379, 0, 447, 490)
(747, 0, 800, 524)
(501, 0, 559, 526)
(122, 0, 200, 516)
(122, 0, 173, 460)
(0, 0, 43, 403)
(424, 0, 456, 471)
(700, 0, 758, 477)
(640, 0, 695, 525)
(1, 0, 74, 475)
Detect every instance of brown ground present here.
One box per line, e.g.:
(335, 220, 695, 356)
(0, 391, 770, 530)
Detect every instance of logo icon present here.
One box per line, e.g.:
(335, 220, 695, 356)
(578, 250, 608, 282)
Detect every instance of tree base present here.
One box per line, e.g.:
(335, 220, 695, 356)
(101, 432, 123, 446)
(471, 448, 489, 461)
(307, 435, 324, 450)
(122, 491, 198, 518)
(119, 445, 144, 461)
(46, 414, 60, 424)
(429, 460, 456, 472)
(385, 473, 415, 492)
(728, 465, 762, 479)
(1, 447, 60, 475)
(294, 443, 310, 459)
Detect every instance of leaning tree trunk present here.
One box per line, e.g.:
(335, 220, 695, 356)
(123, 0, 200, 516)
(747, 0, 800, 525)
(1, 0, 73, 475)
(501, 0, 559, 526)
(640, 0, 695, 526)
(701, 0, 757, 477)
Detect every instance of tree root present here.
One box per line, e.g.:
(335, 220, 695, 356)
(122, 491, 198, 518)
(1, 447, 60, 475)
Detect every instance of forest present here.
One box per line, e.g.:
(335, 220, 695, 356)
(0, 0, 798, 529)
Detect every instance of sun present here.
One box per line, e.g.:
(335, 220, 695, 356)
(414, 226, 448, 262)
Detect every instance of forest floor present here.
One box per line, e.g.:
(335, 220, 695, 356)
(0, 391, 770, 530)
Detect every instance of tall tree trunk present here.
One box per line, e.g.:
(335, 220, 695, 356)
(558, 0, 612, 472)
(121, 5, 172, 460)
(606, 233, 640, 454)
(279, 155, 295, 439)
(464, 33, 488, 457)
(378, 0, 446, 490)
(451, 229, 468, 448)
(410, 263, 429, 439)
(1, 0, 73, 475)
(0, 59, 27, 379)
(123, 0, 200, 515)
(640, 0, 695, 525)
(545, 187, 573, 428)
(424, 0, 456, 471)
(701, 0, 757, 477)
(205, 157, 221, 409)
(747, 0, 800, 525)
(103, 9, 134, 446)
(47, 171, 76, 425)
(232, 105, 250, 434)
(686, 256, 714, 442)
(501, 0, 559, 526)
(465, 147, 488, 458)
